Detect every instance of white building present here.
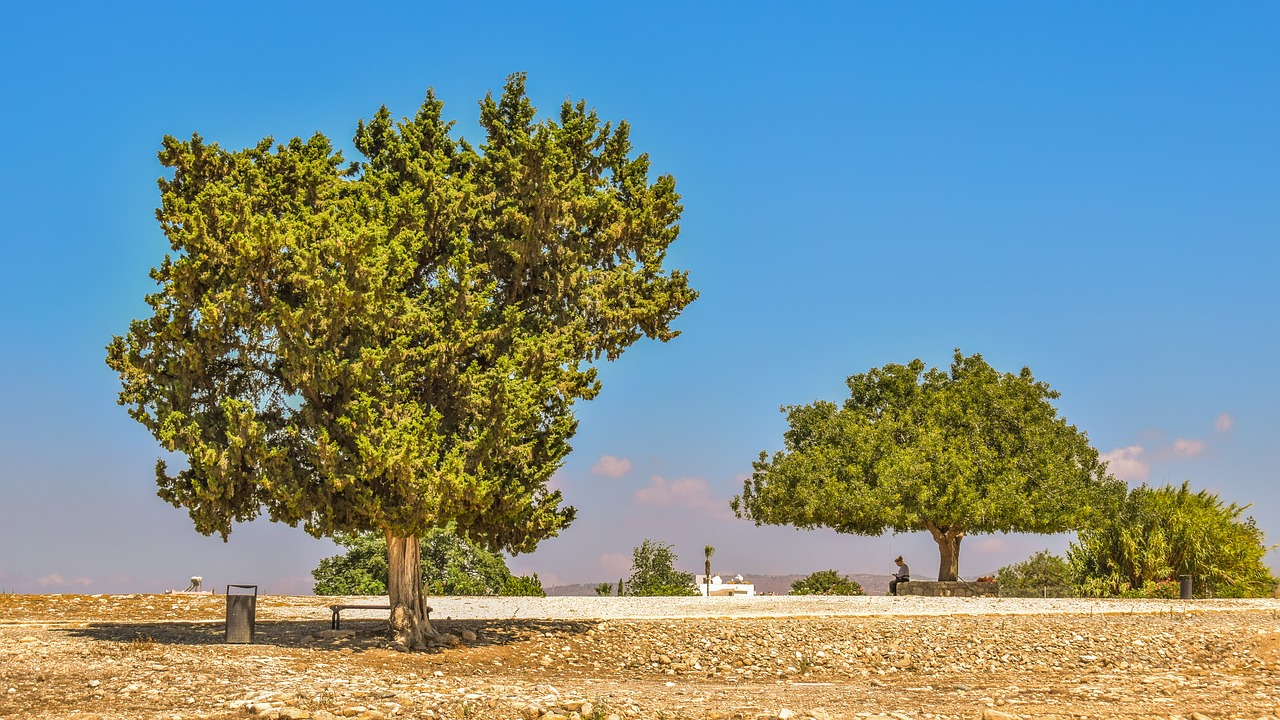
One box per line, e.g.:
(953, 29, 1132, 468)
(694, 574, 755, 597)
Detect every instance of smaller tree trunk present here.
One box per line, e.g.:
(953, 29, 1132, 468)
(926, 522, 965, 582)
(386, 530, 437, 650)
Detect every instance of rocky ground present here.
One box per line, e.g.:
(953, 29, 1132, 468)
(1, 594, 1278, 720)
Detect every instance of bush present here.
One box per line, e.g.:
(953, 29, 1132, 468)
(789, 569, 865, 596)
(1119, 579, 1180, 599)
(498, 573, 546, 597)
(625, 539, 699, 596)
(996, 550, 1071, 595)
(1069, 481, 1278, 598)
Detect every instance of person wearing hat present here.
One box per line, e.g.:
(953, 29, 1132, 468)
(889, 556, 910, 595)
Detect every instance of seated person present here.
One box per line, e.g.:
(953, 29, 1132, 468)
(889, 556, 910, 595)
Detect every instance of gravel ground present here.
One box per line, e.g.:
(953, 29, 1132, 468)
(374, 595, 1280, 621)
(2, 594, 1279, 720)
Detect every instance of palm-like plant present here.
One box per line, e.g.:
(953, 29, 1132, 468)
(704, 545, 715, 596)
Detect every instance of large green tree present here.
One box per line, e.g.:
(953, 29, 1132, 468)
(733, 351, 1121, 581)
(106, 74, 695, 648)
(1068, 481, 1277, 598)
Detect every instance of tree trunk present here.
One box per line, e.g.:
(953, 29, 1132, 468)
(926, 522, 965, 581)
(385, 530, 436, 650)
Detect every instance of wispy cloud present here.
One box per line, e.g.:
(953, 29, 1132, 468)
(1100, 445, 1149, 482)
(591, 455, 633, 478)
(1215, 413, 1234, 433)
(633, 475, 732, 518)
(972, 537, 1011, 553)
(37, 574, 93, 589)
(1172, 438, 1206, 457)
(600, 552, 631, 576)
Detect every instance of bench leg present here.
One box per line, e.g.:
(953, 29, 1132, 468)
(332, 609, 340, 630)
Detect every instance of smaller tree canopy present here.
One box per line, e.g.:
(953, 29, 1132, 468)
(313, 529, 545, 596)
(625, 539, 698, 596)
(1068, 481, 1277, 598)
(789, 569, 865, 596)
(996, 550, 1070, 595)
(733, 351, 1123, 581)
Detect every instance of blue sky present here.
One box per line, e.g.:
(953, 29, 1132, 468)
(1, 3, 1276, 594)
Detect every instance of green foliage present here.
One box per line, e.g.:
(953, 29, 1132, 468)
(106, 74, 696, 557)
(313, 533, 390, 595)
(594, 582, 614, 596)
(498, 573, 545, 597)
(734, 351, 1122, 580)
(625, 539, 698, 596)
(996, 550, 1070, 592)
(1118, 579, 1180, 599)
(788, 569, 865, 596)
(1068, 481, 1277, 598)
(312, 529, 545, 596)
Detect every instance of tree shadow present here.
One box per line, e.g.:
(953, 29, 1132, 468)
(57, 617, 597, 654)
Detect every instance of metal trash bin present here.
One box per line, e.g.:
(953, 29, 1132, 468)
(225, 585, 258, 643)
(1179, 575, 1193, 600)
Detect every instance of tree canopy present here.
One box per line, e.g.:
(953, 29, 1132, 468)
(106, 74, 695, 646)
(732, 351, 1121, 581)
(312, 530, 545, 596)
(1068, 481, 1277, 598)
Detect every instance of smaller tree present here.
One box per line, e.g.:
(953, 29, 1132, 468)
(625, 539, 699, 596)
(594, 582, 614, 596)
(996, 550, 1070, 597)
(734, 351, 1122, 582)
(1068, 481, 1277, 598)
(789, 570, 865, 596)
(313, 534, 390, 596)
(313, 529, 545, 597)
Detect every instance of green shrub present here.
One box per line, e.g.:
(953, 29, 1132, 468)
(997, 550, 1070, 591)
(789, 569, 865, 596)
(1069, 481, 1277, 598)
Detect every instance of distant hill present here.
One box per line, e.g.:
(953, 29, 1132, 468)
(546, 572, 900, 597)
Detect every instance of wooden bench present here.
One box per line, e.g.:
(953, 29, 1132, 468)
(329, 604, 432, 630)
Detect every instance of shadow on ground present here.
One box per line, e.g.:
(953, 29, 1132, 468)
(56, 617, 597, 654)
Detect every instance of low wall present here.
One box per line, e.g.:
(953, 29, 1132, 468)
(898, 580, 999, 598)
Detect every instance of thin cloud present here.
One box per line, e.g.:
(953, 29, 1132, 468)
(1100, 445, 1149, 482)
(591, 455, 633, 478)
(37, 574, 92, 589)
(972, 537, 1010, 553)
(600, 552, 631, 576)
(633, 475, 732, 518)
(1215, 413, 1234, 433)
(1172, 438, 1206, 457)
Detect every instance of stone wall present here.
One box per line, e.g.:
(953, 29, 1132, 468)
(897, 580, 999, 597)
